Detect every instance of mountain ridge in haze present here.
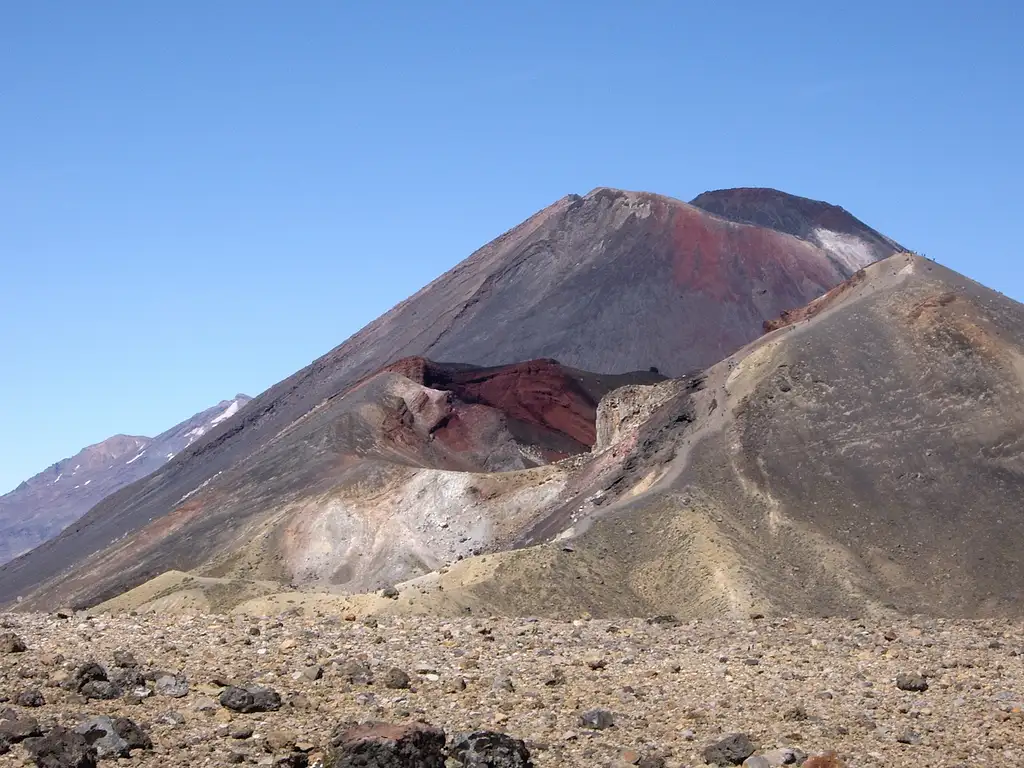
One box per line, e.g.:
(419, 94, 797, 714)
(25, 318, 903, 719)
(0, 395, 251, 565)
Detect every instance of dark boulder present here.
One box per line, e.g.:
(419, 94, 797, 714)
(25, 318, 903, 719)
(450, 730, 533, 767)
(23, 726, 98, 768)
(326, 721, 446, 768)
(219, 685, 282, 713)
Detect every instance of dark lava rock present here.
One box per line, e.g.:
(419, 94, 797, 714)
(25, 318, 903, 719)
(381, 585, 400, 600)
(450, 730, 533, 767)
(326, 721, 446, 768)
(74, 716, 130, 758)
(896, 673, 929, 692)
(383, 667, 411, 690)
(0, 632, 27, 653)
(338, 661, 374, 686)
(0, 707, 43, 742)
(24, 727, 98, 768)
(112, 717, 152, 752)
(578, 709, 615, 730)
(109, 667, 145, 689)
(79, 680, 122, 700)
(219, 685, 282, 713)
(155, 711, 186, 726)
(16, 689, 46, 707)
(73, 662, 107, 687)
(702, 733, 757, 766)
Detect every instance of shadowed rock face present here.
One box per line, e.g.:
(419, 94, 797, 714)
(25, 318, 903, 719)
(0, 187, 900, 609)
(0, 396, 250, 565)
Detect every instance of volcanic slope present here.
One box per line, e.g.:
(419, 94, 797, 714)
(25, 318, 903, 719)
(0, 187, 902, 609)
(386, 252, 1024, 620)
(0, 396, 250, 565)
(98, 252, 1024, 621)
(8, 359, 664, 608)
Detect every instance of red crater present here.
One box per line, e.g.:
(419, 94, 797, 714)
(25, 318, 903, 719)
(382, 357, 662, 454)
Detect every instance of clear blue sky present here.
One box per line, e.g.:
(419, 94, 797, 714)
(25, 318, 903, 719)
(1, 1, 1021, 493)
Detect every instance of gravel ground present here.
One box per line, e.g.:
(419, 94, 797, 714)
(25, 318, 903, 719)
(1, 612, 1023, 767)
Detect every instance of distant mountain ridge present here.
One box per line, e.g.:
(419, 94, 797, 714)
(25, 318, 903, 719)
(0, 395, 251, 565)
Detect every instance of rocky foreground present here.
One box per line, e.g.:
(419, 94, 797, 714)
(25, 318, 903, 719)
(1, 612, 1022, 767)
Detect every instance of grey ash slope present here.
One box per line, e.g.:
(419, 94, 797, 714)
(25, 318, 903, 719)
(0, 396, 250, 565)
(0, 187, 901, 609)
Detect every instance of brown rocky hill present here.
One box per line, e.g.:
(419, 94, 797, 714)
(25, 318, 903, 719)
(0, 187, 902, 609)
(0, 396, 250, 565)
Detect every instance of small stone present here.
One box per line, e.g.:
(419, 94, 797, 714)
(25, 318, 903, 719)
(338, 661, 374, 686)
(492, 676, 515, 693)
(895, 673, 928, 692)
(782, 704, 808, 721)
(155, 674, 190, 698)
(111, 650, 138, 668)
(299, 665, 323, 682)
(583, 651, 607, 670)
(266, 729, 297, 750)
(761, 748, 801, 765)
(578, 709, 615, 730)
(231, 725, 255, 739)
(155, 711, 186, 726)
(219, 685, 282, 713)
(280, 638, 298, 651)
(742, 758, 771, 768)
(193, 696, 219, 712)
(383, 667, 411, 690)
(80, 680, 121, 700)
(0, 633, 27, 654)
(896, 731, 922, 745)
(15, 689, 45, 707)
(381, 585, 400, 599)
(702, 733, 756, 766)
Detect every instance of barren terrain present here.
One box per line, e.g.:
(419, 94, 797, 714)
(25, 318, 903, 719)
(2, 611, 1022, 767)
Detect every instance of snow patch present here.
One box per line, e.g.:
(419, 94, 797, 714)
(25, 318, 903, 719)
(209, 399, 240, 426)
(84, 480, 91, 486)
(53, 473, 63, 484)
(176, 471, 222, 505)
(185, 426, 207, 447)
(812, 228, 876, 272)
(166, 452, 175, 459)
(125, 450, 147, 465)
